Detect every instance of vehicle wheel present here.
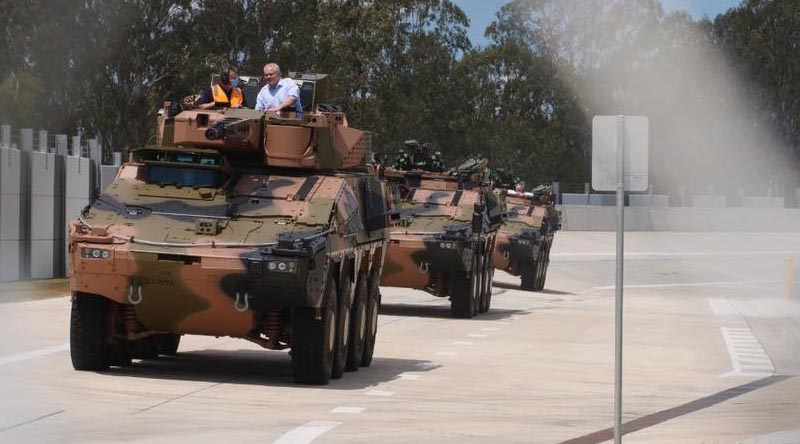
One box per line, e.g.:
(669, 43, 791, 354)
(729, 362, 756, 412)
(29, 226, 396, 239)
(158, 334, 181, 356)
(345, 272, 368, 372)
(451, 255, 477, 318)
(534, 242, 548, 290)
(291, 269, 337, 385)
(360, 273, 381, 367)
(520, 259, 536, 291)
(481, 259, 494, 313)
(331, 271, 352, 379)
(472, 256, 483, 315)
(70, 292, 111, 371)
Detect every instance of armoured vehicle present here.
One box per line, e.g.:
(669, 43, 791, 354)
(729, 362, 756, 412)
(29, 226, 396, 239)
(68, 74, 389, 385)
(380, 146, 504, 318)
(492, 173, 560, 291)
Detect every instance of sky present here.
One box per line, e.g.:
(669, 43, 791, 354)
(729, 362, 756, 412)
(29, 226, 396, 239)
(455, 0, 745, 47)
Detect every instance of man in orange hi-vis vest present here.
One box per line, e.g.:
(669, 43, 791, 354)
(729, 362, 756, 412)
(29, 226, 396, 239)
(198, 64, 243, 109)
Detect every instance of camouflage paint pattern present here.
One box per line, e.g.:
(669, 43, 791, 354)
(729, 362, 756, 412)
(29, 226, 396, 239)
(70, 96, 389, 344)
(380, 168, 502, 298)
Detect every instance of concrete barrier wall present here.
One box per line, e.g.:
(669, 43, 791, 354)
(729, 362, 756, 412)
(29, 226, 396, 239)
(0, 147, 25, 281)
(29, 151, 64, 278)
(560, 205, 800, 232)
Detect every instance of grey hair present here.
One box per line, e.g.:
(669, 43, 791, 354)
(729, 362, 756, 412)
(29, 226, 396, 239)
(263, 62, 281, 75)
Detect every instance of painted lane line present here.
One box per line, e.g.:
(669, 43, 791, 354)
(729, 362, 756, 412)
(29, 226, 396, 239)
(595, 279, 783, 291)
(331, 407, 365, 414)
(451, 341, 474, 346)
(481, 327, 500, 331)
(273, 421, 342, 444)
(467, 334, 487, 338)
(415, 362, 437, 370)
(365, 390, 395, 397)
(397, 372, 422, 380)
(555, 250, 797, 258)
(493, 321, 510, 325)
(0, 342, 69, 367)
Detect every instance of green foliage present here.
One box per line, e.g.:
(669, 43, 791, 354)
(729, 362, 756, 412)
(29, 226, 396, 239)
(0, 0, 797, 193)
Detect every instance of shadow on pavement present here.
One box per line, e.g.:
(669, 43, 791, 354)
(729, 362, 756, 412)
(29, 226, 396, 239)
(107, 349, 438, 390)
(380, 303, 524, 320)
(491, 280, 575, 295)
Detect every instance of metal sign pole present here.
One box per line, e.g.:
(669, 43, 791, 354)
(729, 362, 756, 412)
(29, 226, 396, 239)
(613, 115, 625, 443)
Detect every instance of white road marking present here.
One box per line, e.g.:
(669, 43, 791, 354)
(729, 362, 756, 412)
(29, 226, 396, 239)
(397, 372, 421, 380)
(739, 429, 800, 444)
(433, 350, 457, 356)
(481, 327, 500, 331)
(554, 250, 797, 259)
(273, 421, 342, 444)
(365, 390, 395, 397)
(595, 280, 782, 291)
(0, 342, 69, 367)
(467, 334, 487, 338)
(331, 407, 365, 414)
(415, 362, 437, 370)
(720, 327, 775, 377)
(451, 341, 474, 346)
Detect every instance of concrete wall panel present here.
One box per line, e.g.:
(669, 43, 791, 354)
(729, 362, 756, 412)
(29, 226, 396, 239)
(29, 151, 63, 278)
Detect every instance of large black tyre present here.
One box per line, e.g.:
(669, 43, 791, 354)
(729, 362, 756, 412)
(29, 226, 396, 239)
(157, 334, 181, 356)
(331, 272, 352, 379)
(345, 272, 368, 372)
(291, 269, 337, 385)
(451, 254, 478, 318)
(360, 273, 381, 367)
(480, 257, 494, 313)
(472, 256, 483, 315)
(520, 258, 536, 291)
(70, 293, 111, 371)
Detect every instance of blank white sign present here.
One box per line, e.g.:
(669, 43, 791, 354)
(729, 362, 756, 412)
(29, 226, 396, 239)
(592, 115, 649, 192)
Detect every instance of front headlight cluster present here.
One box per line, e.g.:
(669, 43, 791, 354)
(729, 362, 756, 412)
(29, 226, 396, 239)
(81, 247, 111, 259)
(267, 260, 298, 274)
(517, 239, 530, 246)
(438, 241, 458, 250)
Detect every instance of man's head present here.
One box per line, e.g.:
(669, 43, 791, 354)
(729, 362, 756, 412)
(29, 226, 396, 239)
(263, 63, 281, 87)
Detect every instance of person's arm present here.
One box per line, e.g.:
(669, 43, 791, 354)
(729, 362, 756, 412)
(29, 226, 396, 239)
(255, 87, 267, 111)
(197, 88, 214, 109)
(269, 80, 300, 111)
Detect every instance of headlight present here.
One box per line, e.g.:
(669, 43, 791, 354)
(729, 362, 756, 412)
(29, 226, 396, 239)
(268, 260, 298, 274)
(438, 241, 458, 250)
(81, 247, 112, 260)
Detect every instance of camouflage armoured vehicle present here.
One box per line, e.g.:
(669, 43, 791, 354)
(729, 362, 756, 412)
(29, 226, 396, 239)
(492, 173, 560, 291)
(380, 145, 504, 318)
(68, 74, 389, 385)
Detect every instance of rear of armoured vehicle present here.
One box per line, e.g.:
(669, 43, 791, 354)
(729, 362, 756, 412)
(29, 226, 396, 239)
(380, 157, 504, 318)
(69, 74, 389, 385)
(493, 185, 560, 291)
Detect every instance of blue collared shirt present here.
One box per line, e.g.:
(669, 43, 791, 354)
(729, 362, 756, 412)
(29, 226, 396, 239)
(255, 78, 302, 115)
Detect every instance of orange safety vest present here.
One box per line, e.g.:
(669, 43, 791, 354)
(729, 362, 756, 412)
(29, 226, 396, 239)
(211, 84, 243, 108)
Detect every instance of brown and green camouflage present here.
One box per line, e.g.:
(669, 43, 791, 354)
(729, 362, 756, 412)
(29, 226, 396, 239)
(492, 186, 560, 291)
(68, 74, 389, 384)
(380, 162, 504, 318)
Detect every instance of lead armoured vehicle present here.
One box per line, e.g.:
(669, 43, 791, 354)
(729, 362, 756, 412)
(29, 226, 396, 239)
(492, 173, 560, 291)
(68, 74, 389, 385)
(380, 144, 504, 318)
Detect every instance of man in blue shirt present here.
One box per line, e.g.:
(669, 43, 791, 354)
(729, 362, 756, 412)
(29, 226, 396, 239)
(255, 63, 302, 116)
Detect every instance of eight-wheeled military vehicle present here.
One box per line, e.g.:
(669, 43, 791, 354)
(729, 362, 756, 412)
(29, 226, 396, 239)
(492, 174, 560, 291)
(380, 144, 504, 318)
(69, 74, 389, 385)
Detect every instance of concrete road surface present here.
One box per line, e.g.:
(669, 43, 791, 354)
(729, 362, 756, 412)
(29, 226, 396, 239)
(0, 232, 798, 443)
